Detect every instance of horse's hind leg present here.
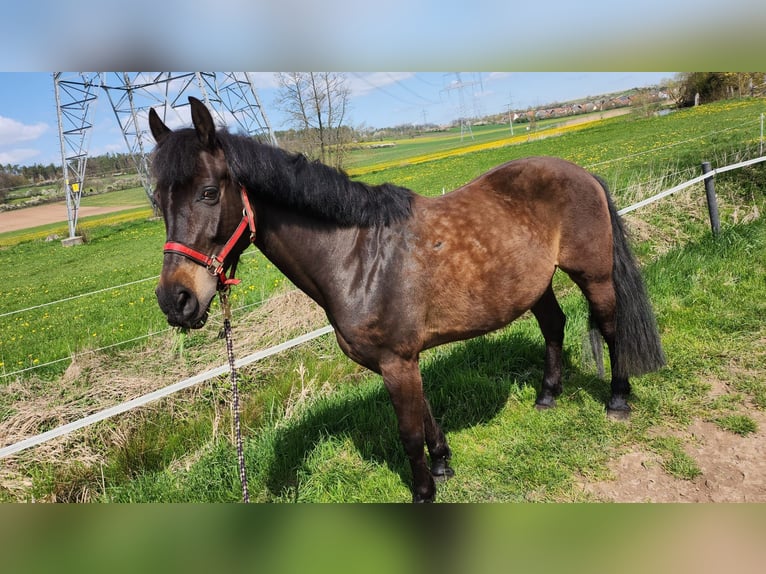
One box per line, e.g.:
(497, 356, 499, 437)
(569, 273, 631, 418)
(423, 396, 454, 480)
(531, 282, 566, 410)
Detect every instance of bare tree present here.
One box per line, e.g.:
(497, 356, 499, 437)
(275, 72, 351, 168)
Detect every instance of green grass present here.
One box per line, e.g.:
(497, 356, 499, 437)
(649, 436, 703, 480)
(79, 186, 149, 207)
(1, 98, 765, 502)
(0, 216, 287, 378)
(355, 98, 766, 204)
(714, 414, 758, 436)
(343, 117, 592, 171)
(13, 216, 752, 503)
(79, 217, 761, 502)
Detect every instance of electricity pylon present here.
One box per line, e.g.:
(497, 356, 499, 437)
(53, 72, 99, 244)
(53, 72, 277, 240)
(442, 72, 480, 142)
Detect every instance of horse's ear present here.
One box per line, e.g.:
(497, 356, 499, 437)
(189, 96, 217, 150)
(148, 108, 171, 144)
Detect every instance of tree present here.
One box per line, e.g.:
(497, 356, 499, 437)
(674, 73, 766, 107)
(275, 72, 352, 168)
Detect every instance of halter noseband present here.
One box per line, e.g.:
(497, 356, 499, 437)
(163, 185, 256, 290)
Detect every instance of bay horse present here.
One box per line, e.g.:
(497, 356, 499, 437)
(149, 97, 665, 502)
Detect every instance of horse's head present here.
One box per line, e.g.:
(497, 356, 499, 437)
(149, 97, 253, 329)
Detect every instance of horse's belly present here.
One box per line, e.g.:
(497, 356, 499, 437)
(422, 274, 548, 349)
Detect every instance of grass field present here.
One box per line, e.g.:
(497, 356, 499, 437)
(342, 112, 621, 173)
(1, 98, 764, 502)
(79, 186, 149, 207)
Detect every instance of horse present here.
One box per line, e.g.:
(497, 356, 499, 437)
(149, 97, 665, 502)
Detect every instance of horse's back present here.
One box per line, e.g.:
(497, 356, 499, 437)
(425, 156, 611, 253)
(478, 156, 614, 273)
(404, 156, 614, 348)
(478, 156, 604, 204)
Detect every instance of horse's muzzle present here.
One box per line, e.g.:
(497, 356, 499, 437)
(155, 283, 210, 329)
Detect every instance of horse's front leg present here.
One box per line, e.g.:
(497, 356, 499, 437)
(380, 356, 437, 503)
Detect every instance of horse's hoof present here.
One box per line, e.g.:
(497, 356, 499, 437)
(431, 459, 455, 481)
(412, 492, 435, 503)
(535, 398, 556, 411)
(607, 396, 631, 420)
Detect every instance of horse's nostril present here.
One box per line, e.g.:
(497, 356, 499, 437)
(175, 288, 197, 315)
(176, 289, 189, 308)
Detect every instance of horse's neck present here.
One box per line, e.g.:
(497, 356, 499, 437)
(253, 203, 362, 308)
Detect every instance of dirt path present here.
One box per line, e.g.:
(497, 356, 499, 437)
(0, 202, 143, 234)
(557, 107, 632, 128)
(581, 374, 766, 502)
(581, 415, 766, 502)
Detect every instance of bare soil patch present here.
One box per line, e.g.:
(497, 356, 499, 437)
(582, 410, 766, 502)
(0, 202, 141, 234)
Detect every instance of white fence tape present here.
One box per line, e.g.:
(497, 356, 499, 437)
(618, 155, 766, 215)
(0, 325, 334, 459)
(3, 154, 765, 459)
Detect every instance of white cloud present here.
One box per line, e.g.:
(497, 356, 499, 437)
(246, 72, 281, 90)
(0, 116, 48, 146)
(0, 148, 41, 165)
(87, 142, 127, 157)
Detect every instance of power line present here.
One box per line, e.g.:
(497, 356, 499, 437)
(413, 73, 444, 88)
(351, 73, 425, 109)
(385, 73, 441, 105)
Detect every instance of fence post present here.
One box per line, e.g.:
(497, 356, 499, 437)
(701, 161, 720, 236)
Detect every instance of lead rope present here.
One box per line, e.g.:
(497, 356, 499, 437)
(219, 288, 250, 503)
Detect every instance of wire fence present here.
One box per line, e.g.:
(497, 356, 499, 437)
(0, 325, 334, 459)
(618, 155, 766, 215)
(583, 117, 763, 171)
(0, 276, 159, 320)
(1, 151, 764, 458)
(2, 151, 764, 382)
(0, 286, 297, 379)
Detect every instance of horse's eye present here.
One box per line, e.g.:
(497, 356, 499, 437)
(200, 187, 219, 202)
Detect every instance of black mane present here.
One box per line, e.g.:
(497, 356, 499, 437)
(152, 128, 414, 227)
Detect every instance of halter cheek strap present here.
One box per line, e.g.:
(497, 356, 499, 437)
(163, 185, 256, 289)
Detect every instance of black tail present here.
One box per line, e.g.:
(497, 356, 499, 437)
(592, 175, 666, 379)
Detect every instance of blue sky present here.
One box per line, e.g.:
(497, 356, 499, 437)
(0, 72, 672, 168)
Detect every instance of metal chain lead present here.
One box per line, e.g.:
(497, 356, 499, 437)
(220, 290, 250, 503)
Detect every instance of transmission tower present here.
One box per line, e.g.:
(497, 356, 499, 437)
(100, 72, 278, 211)
(53, 72, 277, 241)
(53, 72, 100, 244)
(442, 73, 479, 142)
(215, 73, 278, 145)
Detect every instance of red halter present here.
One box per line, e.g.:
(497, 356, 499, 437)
(163, 185, 256, 290)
